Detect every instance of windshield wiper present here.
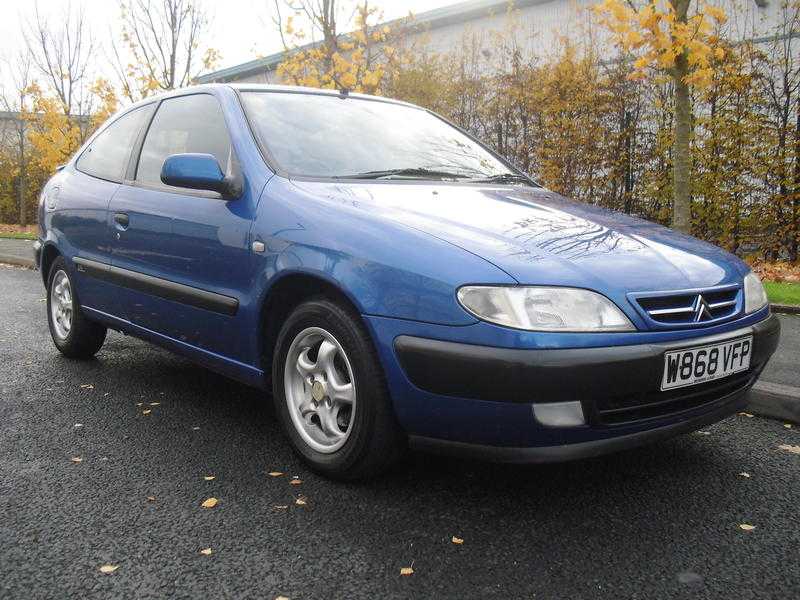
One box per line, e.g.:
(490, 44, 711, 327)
(336, 168, 471, 181)
(469, 173, 537, 186)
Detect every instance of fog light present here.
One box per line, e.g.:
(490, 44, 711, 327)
(533, 401, 585, 427)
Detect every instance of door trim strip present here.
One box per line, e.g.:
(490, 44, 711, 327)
(73, 256, 239, 316)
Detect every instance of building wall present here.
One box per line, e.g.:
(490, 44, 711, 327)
(213, 0, 786, 85)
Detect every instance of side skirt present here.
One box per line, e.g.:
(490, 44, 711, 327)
(82, 305, 267, 390)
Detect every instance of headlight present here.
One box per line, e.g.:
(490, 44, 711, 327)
(457, 286, 635, 332)
(744, 272, 768, 314)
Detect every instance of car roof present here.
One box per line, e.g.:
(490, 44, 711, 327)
(122, 83, 421, 112)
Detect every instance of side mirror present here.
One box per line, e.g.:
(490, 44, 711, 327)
(160, 153, 241, 199)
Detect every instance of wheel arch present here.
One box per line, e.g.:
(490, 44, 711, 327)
(258, 270, 368, 384)
(40, 243, 62, 286)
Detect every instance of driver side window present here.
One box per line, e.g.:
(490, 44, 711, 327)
(136, 94, 233, 189)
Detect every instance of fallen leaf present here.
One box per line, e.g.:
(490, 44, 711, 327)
(199, 548, 212, 555)
(149, 402, 160, 406)
(146, 496, 156, 502)
(400, 566, 414, 576)
(290, 478, 302, 485)
(80, 384, 94, 390)
(295, 496, 307, 506)
(738, 472, 751, 478)
(268, 471, 284, 477)
(203, 475, 215, 481)
(275, 596, 290, 600)
(779, 444, 800, 454)
(738, 412, 754, 418)
(201, 497, 218, 508)
(451, 536, 464, 545)
(696, 431, 711, 436)
(71, 456, 83, 463)
(74, 423, 83, 428)
(136, 402, 143, 407)
(785, 423, 793, 429)
(142, 409, 151, 415)
(273, 505, 289, 510)
(192, 426, 200, 431)
(99, 564, 119, 574)
(739, 523, 756, 531)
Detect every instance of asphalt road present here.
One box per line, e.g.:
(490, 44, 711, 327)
(1, 264, 799, 599)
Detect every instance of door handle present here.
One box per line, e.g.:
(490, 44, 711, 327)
(113, 212, 130, 230)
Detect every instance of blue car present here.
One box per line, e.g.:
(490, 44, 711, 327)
(35, 84, 780, 479)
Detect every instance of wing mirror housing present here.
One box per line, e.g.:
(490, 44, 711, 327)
(160, 153, 242, 199)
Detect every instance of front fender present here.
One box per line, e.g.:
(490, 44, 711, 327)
(252, 177, 515, 325)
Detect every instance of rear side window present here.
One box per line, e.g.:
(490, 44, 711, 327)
(136, 94, 232, 188)
(76, 106, 151, 181)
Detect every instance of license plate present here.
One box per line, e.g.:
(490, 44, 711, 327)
(661, 336, 753, 391)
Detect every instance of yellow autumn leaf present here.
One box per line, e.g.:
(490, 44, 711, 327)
(295, 496, 307, 506)
(738, 412, 754, 418)
(268, 471, 284, 477)
(738, 472, 751, 478)
(71, 456, 83, 463)
(146, 495, 156, 502)
(204, 475, 215, 481)
(784, 423, 793, 429)
(99, 564, 119, 573)
(200, 548, 212, 555)
(400, 566, 414, 576)
(80, 384, 94, 390)
(201, 497, 218, 508)
(142, 409, 151, 415)
(452, 536, 464, 544)
(739, 523, 756, 531)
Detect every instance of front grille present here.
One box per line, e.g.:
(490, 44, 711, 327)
(632, 285, 741, 327)
(593, 368, 757, 426)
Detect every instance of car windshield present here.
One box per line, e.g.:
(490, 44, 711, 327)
(240, 91, 518, 181)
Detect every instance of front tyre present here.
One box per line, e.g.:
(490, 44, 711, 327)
(272, 299, 405, 480)
(47, 256, 107, 359)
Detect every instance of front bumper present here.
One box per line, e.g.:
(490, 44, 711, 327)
(370, 312, 780, 462)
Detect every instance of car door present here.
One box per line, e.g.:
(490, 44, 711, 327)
(56, 104, 153, 315)
(108, 92, 256, 362)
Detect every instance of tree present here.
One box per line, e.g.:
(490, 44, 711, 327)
(27, 79, 118, 178)
(111, 0, 220, 102)
(273, 0, 406, 95)
(594, 0, 728, 233)
(0, 54, 35, 226)
(757, 2, 800, 261)
(25, 1, 95, 120)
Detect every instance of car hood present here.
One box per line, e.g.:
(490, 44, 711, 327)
(291, 181, 748, 294)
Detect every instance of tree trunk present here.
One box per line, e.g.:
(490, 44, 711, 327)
(17, 126, 26, 227)
(792, 98, 800, 262)
(671, 0, 692, 234)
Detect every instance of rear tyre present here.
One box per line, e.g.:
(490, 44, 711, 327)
(272, 298, 405, 480)
(46, 256, 107, 359)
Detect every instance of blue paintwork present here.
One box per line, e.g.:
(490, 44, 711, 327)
(38, 84, 773, 451)
(160, 153, 227, 193)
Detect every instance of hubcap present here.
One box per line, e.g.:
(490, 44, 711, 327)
(284, 327, 356, 453)
(50, 270, 73, 340)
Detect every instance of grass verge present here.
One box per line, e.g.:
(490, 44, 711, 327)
(764, 281, 800, 306)
(0, 232, 37, 240)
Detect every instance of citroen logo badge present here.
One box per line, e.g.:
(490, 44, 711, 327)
(692, 294, 713, 322)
